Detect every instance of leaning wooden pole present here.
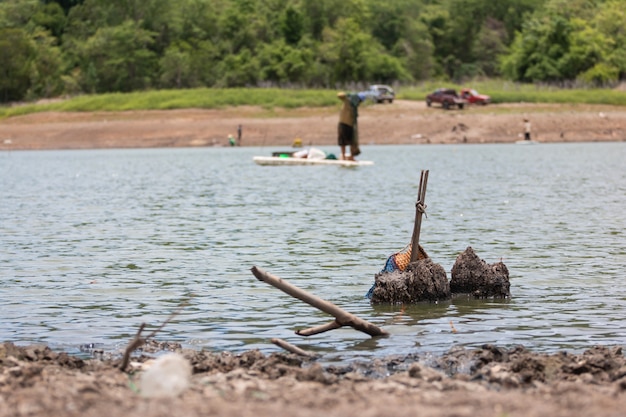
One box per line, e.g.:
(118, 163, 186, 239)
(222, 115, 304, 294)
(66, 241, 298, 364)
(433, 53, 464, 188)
(251, 266, 388, 337)
(410, 170, 429, 263)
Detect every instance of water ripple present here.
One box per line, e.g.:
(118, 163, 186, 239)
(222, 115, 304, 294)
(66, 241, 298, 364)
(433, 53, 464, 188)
(1, 143, 625, 362)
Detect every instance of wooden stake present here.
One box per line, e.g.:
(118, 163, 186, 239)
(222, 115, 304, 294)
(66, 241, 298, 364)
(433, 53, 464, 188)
(410, 170, 429, 263)
(251, 266, 388, 337)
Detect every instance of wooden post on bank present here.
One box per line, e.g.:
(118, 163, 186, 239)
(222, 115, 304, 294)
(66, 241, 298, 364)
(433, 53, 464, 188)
(251, 266, 388, 337)
(410, 170, 429, 263)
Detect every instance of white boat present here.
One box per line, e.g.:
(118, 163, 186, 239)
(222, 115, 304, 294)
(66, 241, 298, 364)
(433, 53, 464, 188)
(253, 147, 373, 167)
(253, 156, 374, 167)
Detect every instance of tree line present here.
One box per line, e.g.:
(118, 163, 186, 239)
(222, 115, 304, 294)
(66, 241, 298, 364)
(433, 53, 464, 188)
(1, 0, 625, 103)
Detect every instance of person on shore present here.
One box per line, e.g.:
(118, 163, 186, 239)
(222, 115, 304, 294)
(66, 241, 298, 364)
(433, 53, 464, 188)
(337, 92, 363, 160)
(524, 118, 531, 141)
(228, 134, 236, 146)
(237, 124, 242, 146)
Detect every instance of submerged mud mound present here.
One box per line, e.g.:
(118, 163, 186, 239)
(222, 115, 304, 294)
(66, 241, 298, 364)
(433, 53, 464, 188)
(370, 258, 450, 304)
(450, 246, 510, 298)
(370, 246, 510, 303)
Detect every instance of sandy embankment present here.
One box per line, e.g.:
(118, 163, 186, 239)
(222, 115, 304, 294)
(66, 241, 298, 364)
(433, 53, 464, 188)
(1, 100, 624, 150)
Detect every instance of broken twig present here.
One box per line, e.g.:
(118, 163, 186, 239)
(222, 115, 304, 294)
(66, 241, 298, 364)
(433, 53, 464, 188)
(119, 301, 188, 372)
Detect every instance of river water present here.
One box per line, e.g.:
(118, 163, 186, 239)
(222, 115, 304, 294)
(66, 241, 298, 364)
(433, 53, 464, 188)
(1, 142, 625, 364)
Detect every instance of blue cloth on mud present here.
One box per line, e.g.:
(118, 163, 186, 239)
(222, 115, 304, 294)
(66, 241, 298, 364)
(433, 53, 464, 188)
(381, 256, 399, 273)
(365, 255, 399, 298)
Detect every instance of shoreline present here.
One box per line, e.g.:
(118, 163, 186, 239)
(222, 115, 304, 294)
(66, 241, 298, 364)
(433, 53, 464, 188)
(1, 101, 624, 151)
(1, 341, 625, 417)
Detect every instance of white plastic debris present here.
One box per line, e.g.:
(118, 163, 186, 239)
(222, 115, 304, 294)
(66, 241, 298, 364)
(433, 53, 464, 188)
(140, 353, 192, 398)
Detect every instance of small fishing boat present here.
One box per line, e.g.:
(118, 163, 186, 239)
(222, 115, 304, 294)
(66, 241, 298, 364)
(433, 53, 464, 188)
(253, 148, 374, 167)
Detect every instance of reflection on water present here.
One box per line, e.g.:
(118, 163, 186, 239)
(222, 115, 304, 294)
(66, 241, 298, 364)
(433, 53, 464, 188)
(1, 142, 625, 363)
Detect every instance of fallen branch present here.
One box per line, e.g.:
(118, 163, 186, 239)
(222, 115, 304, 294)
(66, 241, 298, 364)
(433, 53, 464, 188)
(296, 320, 341, 336)
(119, 301, 188, 372)
(271, 338, 319, 358)
(251, 266, 388, 337)
(119, 323, 147, 372)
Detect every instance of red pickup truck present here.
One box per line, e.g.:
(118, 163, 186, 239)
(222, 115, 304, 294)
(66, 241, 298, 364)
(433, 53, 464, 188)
(460, 88, 491, 105)
(425, 88, 467, 110)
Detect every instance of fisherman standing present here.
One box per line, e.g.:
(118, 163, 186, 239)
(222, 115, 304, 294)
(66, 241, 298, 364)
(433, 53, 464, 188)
(337, 92, 363, 160)
(524, 118, 531, 141)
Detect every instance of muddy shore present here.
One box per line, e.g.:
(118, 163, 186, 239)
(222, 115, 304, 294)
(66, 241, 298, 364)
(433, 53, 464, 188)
(1, 341, 625, 417)
(1, 101, 625, 150)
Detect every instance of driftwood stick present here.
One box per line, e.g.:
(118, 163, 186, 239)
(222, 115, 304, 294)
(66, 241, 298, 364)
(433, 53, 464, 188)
(296, 320, 342, 336)
(410, 170, 429, 263)
(119, 323, 147, 372)
(118, 301, 189, 372)
(251, 266, 388, 337)
(271, 338, 319, 358)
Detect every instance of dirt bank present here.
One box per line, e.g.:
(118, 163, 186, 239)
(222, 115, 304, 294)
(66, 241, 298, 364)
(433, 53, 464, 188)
(1, 342, 625, 417)
(1, 101, 624, 150)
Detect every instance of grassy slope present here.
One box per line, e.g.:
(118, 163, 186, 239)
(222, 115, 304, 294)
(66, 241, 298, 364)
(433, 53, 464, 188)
(2, 82, 625, 119)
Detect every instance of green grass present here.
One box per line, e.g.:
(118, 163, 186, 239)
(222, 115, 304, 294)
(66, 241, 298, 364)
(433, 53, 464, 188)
(0, 88, 338, 119)
(1, 82, 625, 119)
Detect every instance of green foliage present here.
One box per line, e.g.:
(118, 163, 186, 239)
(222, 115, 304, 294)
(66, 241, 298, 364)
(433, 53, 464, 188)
(78, 20, 158, 92)
(0, 28, 34, 101)
(281, 5, 303, 45)
(472, 18, 508, 77)
(45, 1, 85, 15)
(32, 2, 66, 38)
(257, 40, 312, 84)
(321, 17, 372, 82)
(27, 27, 65, 99)
(578, 63, 620, 86)
(1, 0, 625, 104)
(501, 0, 625, 84)
(159, 43, 195, 89)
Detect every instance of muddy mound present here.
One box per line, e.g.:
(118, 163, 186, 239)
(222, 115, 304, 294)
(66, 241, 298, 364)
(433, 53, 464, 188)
(427, 344, 626, 389)
(450, 246, 510, 298)
(370, 258, 450, 304)
(369, 246, 509, 303)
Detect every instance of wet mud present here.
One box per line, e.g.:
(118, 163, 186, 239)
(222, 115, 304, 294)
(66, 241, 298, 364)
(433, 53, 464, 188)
(1, 342, 625, 417)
